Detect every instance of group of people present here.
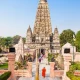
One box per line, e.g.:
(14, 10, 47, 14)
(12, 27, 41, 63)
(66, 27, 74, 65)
(38, 54, 46, 78)
(39, 54, 45, 62)
(39, 54, 42, 62)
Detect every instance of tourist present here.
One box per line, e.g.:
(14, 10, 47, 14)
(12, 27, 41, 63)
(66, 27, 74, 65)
(39, 58, 41, 62)
(42, 67, 46, 78)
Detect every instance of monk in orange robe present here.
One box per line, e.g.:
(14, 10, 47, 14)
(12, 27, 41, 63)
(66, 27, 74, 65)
(42, 67, 46, 78)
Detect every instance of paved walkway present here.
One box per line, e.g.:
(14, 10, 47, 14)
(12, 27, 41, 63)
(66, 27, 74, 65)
(19, 58, 61, 80)
(18, 77, 61, 80)
(32, 58, 51, 80)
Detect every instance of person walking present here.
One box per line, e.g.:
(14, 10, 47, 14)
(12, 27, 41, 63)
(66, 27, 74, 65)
(39, 58, 41, 62)
(42, 67, 46, 78)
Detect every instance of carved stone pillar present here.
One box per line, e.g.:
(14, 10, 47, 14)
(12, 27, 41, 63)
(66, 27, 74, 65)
(62, 61, 71, 80)
(27, 62, 32, 77)
(45, 48, 48, 58)
(50, 62, 55, 78)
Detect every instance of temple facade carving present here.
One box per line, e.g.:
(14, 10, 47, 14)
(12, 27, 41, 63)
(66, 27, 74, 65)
(14, 0, 61, 62)
(25, 0, 60, 54)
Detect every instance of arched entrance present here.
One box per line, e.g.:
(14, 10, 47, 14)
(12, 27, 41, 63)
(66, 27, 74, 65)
(39, 48, 45, 55)
(41, 49, 45, 55)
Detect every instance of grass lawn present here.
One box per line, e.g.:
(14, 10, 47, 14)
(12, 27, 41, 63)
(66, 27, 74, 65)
(0, 63, 8, 69)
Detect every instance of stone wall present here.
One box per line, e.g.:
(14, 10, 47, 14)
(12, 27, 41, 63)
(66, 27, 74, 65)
(0, 53, 32, 80)
(74, 53, 80, 62)
(50, 62, 64, 78)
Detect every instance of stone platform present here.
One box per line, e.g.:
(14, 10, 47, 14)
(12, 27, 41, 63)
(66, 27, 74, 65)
(18, 77, 61, 80)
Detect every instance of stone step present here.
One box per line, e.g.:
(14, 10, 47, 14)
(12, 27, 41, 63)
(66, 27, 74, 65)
(41, 58, 48, 64)
(18, 77, 60, 80)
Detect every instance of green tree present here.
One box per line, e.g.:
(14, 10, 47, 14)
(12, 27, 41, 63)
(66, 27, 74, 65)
(25, 54, 32, 62)
(48, 53, 55, 62)
(0, 37, 12, 52)
(23, 37, 26, 43)
(0, 37, 6, 52)
(56, 54, 64, 69)
(0, 48, 2, 53)
(67, 62, 80, 80)
(60, 29, 75, 46)
(5, 37, 13, 48)
(15, 62, 22, 69)
(75, 31, 80, 52)
(12, 35, 20, 45)
(0, 71, 11, 80)
(0, 37, 6, 47)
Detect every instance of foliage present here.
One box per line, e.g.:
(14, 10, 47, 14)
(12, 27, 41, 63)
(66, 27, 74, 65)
(75, 31, 80, 52)
(23, 37, 26, 43)
(67, 71, 80, 80)
(0, 48, 2, 53)
(15, 54, 32, 70)
(48, 53, 64, 69)
(12, 35, 20, 45)
(18, 55, 23, 64)
(0, 37, 12, 48)
(67, 62, 80, 80)
(70, 62, 80, 71)
(0, 35, 25, 52)
(15, 60, 28, 70)
(0, 37, 6, 47)
(25, 54, 32, 62)
(0, 36, 25, 49)
(56, 54, 64, 69)
(0, 63, 8, 69)
(23, 60, 26, 66)
(0, 71, 11, 80)
(60, 29, 75, 46)
(15, 62, 22, 69)
(4, 37, 13, 47)
(48, 53, 55, 62)
(0, 37, 13, 53)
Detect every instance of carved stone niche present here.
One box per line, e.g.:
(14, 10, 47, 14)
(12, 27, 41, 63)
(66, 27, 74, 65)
(32, 36, 35, 42)
(41, 38, 44, 42)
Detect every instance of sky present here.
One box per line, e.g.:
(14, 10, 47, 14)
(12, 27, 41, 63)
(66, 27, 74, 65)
(0, 0, 80, 37)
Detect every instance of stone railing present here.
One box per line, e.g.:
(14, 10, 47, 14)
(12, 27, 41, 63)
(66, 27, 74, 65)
(14, 70, 32, 77)
(74, 70, 80, 76)
(50, 62, 64, 78)
(0, 70, 9, 74)
(0, 53, 32, 80)
(63, 54, 72, 62)
(54, 70, 64, 77)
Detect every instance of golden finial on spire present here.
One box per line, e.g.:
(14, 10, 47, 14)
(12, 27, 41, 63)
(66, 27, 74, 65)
(40, 0, 47, 3)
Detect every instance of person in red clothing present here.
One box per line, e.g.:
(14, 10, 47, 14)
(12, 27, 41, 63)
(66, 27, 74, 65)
(42, 67, 46, 78)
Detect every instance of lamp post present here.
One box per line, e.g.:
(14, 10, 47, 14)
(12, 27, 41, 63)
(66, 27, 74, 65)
(35, 49, 39, 80)
(72, 34, 75, 62)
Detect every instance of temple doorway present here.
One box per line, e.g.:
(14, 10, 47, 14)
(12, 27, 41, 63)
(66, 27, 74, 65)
(38, 48, 45, 59)
(40, 48, 45, 55)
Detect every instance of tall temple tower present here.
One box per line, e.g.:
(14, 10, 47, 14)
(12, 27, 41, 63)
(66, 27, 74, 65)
(26, 25, 32, 43)
(25, 0, 60, 54)
(53, 27, 60, 53)
(33, 0, 52, 36)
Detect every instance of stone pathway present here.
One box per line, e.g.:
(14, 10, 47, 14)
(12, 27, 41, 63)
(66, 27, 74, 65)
(18, 58, 61, 80)
(32, 58, 50, 80)
(18, 77, 60, 80)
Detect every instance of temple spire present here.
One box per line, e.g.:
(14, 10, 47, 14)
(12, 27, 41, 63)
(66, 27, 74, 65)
(27, 25, 32, 32)
(33, 0, 52, 36)
(18, 37, 23, 44)
(40, 0, 47, 3)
